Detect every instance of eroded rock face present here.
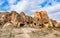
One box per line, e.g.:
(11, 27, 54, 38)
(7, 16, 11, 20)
(40, 11, 53, 27)
(9, 11, 19, 23)
(40, 11, 49, 23)
(34, 11, 42, 24)
(54, 22, 60, 28)
(0, 11, 60, 38)
(34, 11, 49, 22)
(20, 12, 26, 22)
(34, 11, 41, 19)
(2, 22, 14, 30)
(20, 12, 34, 24)
(0, 10, 59, 28)
(25, 16, 33, 24)
(0, 12, 9, 28)
(34, 11, 53, 27)
(9, 11, 24, 27)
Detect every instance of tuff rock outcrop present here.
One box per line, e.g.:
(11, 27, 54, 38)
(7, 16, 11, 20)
(0, 11, 60, 28)
(34, 11, 53, 28)
(0, 11, 60, 38)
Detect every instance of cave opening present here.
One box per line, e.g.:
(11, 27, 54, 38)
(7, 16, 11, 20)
(20, 23, 25, 27)
(34, 23, 36, 25)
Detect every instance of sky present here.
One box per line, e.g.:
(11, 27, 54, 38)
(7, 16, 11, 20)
(0, 0, 60, 22)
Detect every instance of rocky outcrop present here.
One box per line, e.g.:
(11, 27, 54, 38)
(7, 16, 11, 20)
(9, 11, 20, 24)
(40, 11, 49, 23)
(55, 22, 60, 27)
(0, 12, 9, 28)
(20, 12, 33, 24)
(2, 22, 14, 30)
(34, 11, 42, 24)
(51, 19, 60, 28)
(34, 11, 53, 27)
(34, 11, 41, 20)
(0, 11, 60, 28)
(0, 11, 60, 38)
(8, 11, 25, 27)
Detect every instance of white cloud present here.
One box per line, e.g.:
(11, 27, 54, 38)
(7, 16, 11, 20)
(0, 0, 60, 21)
(10, 0, 29, 13)
(49, 11, 60, 22)
(42, 4, 60, 13)
(7, 0, 16, 4)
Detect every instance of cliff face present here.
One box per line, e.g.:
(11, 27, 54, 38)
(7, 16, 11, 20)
(0, 11, 60, 28)
(34, 11, 53, 27)
(0, 11, 60, 38)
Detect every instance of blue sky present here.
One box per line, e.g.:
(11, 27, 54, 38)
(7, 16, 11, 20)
(0, 0, 60, 22)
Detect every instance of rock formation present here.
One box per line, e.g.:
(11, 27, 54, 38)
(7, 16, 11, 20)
(0, 12, 9, 28)
(0, 10, 60, 28)
(34, 11, 53, 28)
(20, 12, 33, 24)
(0, 11, 60, 38)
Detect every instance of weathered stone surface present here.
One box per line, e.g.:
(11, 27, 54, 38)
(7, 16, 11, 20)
(0, 11, 60, 38)
(20, 12, 33, 24)
(20, 12, 26, 16)
(0, 12, 9, 28)
(9, 11, 24, 27)
(0, 11, 59, 28)
(2, 22, 14, 30)
(19, 12, 26, 22)
(34, 11, 41, 24)
(50, 19, 60, 27)
(55, 22, 60, 27)
(40, 11, 49, 23)
(34, 11, 41, 19)
(50, 19, 57, 27)
(34, 11, 53, 27)
(34, 11, 49, 23)
(25, 16, 34, 24)
(9, 11, 19, 23)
